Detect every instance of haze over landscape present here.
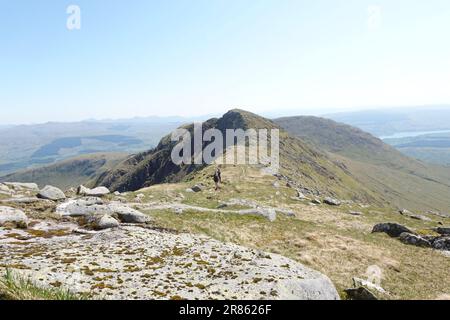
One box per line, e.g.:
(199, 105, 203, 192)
(1, 1, 450, 303)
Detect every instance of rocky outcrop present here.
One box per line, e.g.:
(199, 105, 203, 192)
(372, 223, 413, 238)
(432, 237, 450, 251)
(434, 227, 450, 236)
(0, 206, 28, 228)
(56, 199, 150, 224)
(399, 233, 431, 248)
(37, 185, 66, 201)
(3, 182, 39, 192)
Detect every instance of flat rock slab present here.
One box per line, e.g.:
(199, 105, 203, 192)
(0, 225, 339, 300)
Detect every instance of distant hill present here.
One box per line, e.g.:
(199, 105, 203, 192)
(275, 115, 450, 212)
(325, 106, 450, 136)
(0, 153, 126, 190)
(383, 132, 450, 166)
(0, 119, 185, 176)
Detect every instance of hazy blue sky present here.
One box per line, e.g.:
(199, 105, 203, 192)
(1, 0, 450, 124)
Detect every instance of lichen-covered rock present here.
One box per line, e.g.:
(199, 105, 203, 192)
(0, 225, 340, 300)
(37, 185, 66, 201)
(372, 223, 413, 238)
(0, 206, 28, 228)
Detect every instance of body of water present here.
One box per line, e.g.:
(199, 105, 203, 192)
(380, 129, 450, 140)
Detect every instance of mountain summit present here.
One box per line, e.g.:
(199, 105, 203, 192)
(96, 109, 379, 203)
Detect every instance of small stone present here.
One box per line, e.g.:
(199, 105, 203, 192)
(190, 184, 204, 193)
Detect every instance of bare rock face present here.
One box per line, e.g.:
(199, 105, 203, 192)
(0, 206, 28, 228)
(0, 225, 340, 300)
(37, 185, 66, 201)
(77, 185, 110, 197)
(372, 223, 413, 238)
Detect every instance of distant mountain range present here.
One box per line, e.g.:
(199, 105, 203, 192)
(0, 117, 198, 176)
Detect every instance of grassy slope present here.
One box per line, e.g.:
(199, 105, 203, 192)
(0, 153, 126, 190)
(130, 165, 450, 300)
(275, 116, 450, 212)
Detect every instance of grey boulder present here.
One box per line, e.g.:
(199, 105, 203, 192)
(77, 185, 110, 197)
(37, 185, 66, 201)
(0, 206, 28, 228)
(323, 197, 341, 206)
(372, 223, 413, 238)
(96, 215, 120, 230)
(109, 203, 150, 224)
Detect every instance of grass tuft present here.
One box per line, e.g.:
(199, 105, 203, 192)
(0, 269, 86, 300)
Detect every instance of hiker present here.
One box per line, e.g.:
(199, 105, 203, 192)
(213, 168, 222, 190)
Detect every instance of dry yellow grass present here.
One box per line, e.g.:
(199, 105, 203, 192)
(140, 165, 450, 300)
